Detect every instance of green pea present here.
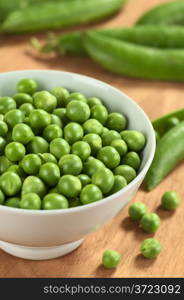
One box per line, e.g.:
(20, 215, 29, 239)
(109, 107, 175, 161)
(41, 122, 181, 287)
(39, 162, 60, 186)
(13, 93, 33, 106)
(155, 130, 160, 144)
(64, 122, 84, 144)
(91, 104, 108, 125)
(51, 87, 70, 107)
(29, 109, 51, 130)
(0, 97, 16, 114)
(33, 91, 57, 113)
(0, 189, 5, 205)
(114, 165, 136, 183)
(83, 157, 105, 177)
(20, 193, 41, 210)
(22, 176, 46, 197)
(102, 127, 109, 135)
(128, 202, 147, 221)
(122, 152, 141, 170)
(5, 197, 20, 208)
(19, 103, 34, 116)
(17, 78, 38, 95)
(53, 108, 69, 125)
(83, 133, 102, 155)
(43, 193, 69, 210)
(106, 112, 127, 132)
(5, 142, 25, 162)
(0, 137, 6, 154)
(109, 175, 127, 194)
(80, 184, 103, 205)
(69, 198, 81, 208)
(0, 156, 12, 174)
(110, 139, 128, 156)
(161, 191, 180, 210)
(58, 175, 82, 198)
(59, 154, 83, 175)
(102, 250, 121, 269)
(50, 138, 70, 159)
(165, 117, 180, 131)
(38, 153, 57, 164)
(21, 154, 42, 175)
(28, 136, 49, 153)
(4, 109, 25, 127)
(140, 213, 160, 233)
(141, 238, 161, 259)
(48, 186, 58, 194)
(77, 174, 91, 187)
(43, 124, 63, 142)
(83, 119, 103, 135)
(12, 123, 34, 144)
(120, 130, 146, 152)
(0, 114, 4, 121)
(51, 114, 63, 128)
(92, 168, 114, 194)
(0, 121, 8, 137)
(98, 146, 120, 169)
(87, 97, 102, 108)
(65, 92, 87, 106)
(102, 130, 121, 146)
(66, 100, 90, 123)
(0, 171, 21, 196)
(72, 141, 91, 161)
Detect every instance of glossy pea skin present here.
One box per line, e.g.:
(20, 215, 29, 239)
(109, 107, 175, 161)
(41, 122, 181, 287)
(43, 193, 69, 210)
(4, 109, 25, 127)
(120, 130, 146, 152)
(59, 154, 83, 175)
(58, 175, 82, 198)
(20, 193, 41, 210)
(39, 162, 60, 186)
(64, 122, 84, 144)
(0, 156, 12, 174)
(5, 142, 25, 162)
(80, 184, 103, 205)
(13, 93, 33, 106)
(29, 109, 51, 130)
(102, 130, 121, 146)
(83, 133, 102, 155)
(0, 120, 8, 137)
(51, 87, 70, 107)
(65, 92, 87, 106)
(141, 238, 161, 259)
(83, 157, 105, 177)
(50, 138, 70, 159)
(0, 97, 16, 114)
(51, 114, 63, 128)
(88, 97, 102, 107)
(110, 139, 128, 156)
(161, 191, 180, 210)
(12, 123, 34, 144)
(21, 154, 42, 175)
(17, 78, 38, 95)
(53, 108, 69, 125)
(122, 151, 141, 170)
(0, 189, 5, 205)
(128, 202, 147, 221)
(109, 175, 127, 194)
(38, 153, 57, 164)
(83, 119, 103, 135)
(140, 213, 160, 233)
(114, 165, 136, 183)
(43, 124, 63, 142)
(91, 104, 108, 125)
(0, 137, 6, 154)
(28, 136, 49, 153)
(22, 176, 46, 197)
(33, 91, 57, 113)
(78, 174, 91, 187)
(106, 112, 127, 132)
(5, 197, 20, 208)
(72, 141, 91, 161)
(92, 168, 114, 194)
(66, 100, 90, 123)
(102, 250, 121, 269)
(0, 171, 21, 196)
(19, 103, 34, 116)
(0, 114, 4, 121)
(98, 146, 120, 169)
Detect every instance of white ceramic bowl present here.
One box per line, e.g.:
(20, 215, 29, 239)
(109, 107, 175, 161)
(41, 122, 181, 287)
(0, 70, 155, 260)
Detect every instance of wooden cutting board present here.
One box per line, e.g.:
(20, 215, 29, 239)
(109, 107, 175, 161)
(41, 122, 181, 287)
(0, 0, 184, 278)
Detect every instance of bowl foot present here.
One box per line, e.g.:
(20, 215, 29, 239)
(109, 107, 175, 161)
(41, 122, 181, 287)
(0, 239, 84, 260)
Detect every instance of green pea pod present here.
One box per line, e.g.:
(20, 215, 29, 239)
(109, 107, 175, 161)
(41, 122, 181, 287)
(1, 0, 127, 33)
(136, 0, 184, 25)
(82, 31, 184, 82)
(146, 121, 184, 191)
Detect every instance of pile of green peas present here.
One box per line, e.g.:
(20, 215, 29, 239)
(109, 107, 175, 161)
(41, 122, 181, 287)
(0, 78, 146, 210)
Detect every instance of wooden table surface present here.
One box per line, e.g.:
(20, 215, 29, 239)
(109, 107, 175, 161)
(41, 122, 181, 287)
(0, 0, 184, 278)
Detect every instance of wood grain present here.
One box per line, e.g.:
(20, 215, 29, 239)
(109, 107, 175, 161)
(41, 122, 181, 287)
(0, 0, 184, 278)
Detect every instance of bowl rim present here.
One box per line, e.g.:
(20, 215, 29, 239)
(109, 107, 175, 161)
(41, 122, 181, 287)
(0, 70, 156, 215)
